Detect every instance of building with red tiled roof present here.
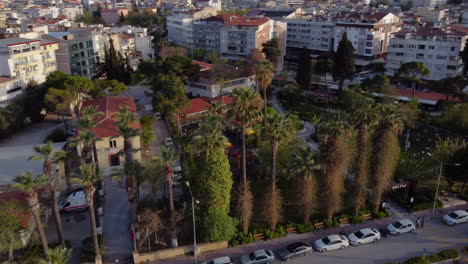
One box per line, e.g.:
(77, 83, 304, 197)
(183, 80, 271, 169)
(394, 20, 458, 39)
(77, 97, 142, 168)
(192, 60, 214, 71)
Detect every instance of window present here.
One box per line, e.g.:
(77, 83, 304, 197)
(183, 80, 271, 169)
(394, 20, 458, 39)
(447, 65, 456, 70)
(418, 45, 425, 50)
(366, 42, 373, 47)
(408, 45, 416, 49)
(109, 140, 117, 148)
(428, 46, 435, 50)
(365, 49, 372, 54)
(416, 54, 424, 59)
(436, 55, 447, 60)
(79, 42, 84, 49)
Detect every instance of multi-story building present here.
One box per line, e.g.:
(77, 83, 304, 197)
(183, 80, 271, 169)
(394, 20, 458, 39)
(195, 0, 222, 11)
(399, 0, 446, 8)
(101, 8, 129, 25)
(386, 26, 468, 81)
(43, 28, 96, 79)
(0, 77, 24, 107)
(167, 7, 218, 47)
(333, 12, 402, 67)
(415, 7, 447, 22)
(286, 19, 334, 54)
(0, 38, 59, 85)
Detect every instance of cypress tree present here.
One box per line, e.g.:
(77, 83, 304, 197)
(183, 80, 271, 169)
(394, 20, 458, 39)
(333, 32, 355, 91)
(295, 48, 313, 90)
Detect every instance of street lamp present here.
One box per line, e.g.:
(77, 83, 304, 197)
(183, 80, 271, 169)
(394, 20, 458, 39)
(425, 152, 461, 214)
(186, 181, 199, 263)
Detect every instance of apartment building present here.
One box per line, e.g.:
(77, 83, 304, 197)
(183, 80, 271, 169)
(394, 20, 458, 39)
(333, 12, 402, 67)
(0, 77, 24, 107)
(286, 19, 334, 54)
(101, 8, 129, 25)
(386, 26, 468, 81)
(399, 0, 446, 8)
(0, 38, 59, 85)
(43, 28, 96, 79)
(167, 7, 218, 47)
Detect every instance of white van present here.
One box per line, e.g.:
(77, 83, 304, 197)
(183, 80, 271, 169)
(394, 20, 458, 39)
(59, 190, 88, 212)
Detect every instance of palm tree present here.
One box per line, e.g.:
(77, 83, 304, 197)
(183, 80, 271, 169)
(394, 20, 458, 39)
(208, 101, 225, 116)
(395, 62, 430, 98)
(260, 113, 293, 230)
(290, 146, 316, 224)
(39, 246, 72, 264)
(193, 115, 226, 160)
(73, 164, 102, 264)
(113, 106, 140, 163)
(372, 104, 403, 212)
(227, 88, 263, 233)
(53, 148, 75, 192)
(29, 142, 66, 248)
(79, 106, 104, 172)
(350, 96, 378, 216)
(255, 60, 275, 116)
(321, 119, 353, 220)
(71, 131, 95, 164)
(161, 147, 179, 247)
(12, 172, 49, 260)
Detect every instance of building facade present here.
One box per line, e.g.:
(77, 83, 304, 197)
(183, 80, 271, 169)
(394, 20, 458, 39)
(0, 38, 58, 85)
(44, 29, 96, 79)
(386, 26, 468, 81)
(0, 77, 23, 107)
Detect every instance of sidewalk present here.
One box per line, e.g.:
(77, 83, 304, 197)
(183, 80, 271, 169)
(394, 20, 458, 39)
(151, 204, 468, 264)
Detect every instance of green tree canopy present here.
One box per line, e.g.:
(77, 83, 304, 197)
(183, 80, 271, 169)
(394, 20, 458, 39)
(295, 48, 313, 90)
(261, 38, 281, 69)
(333, 32, 355, 90)
(201, 207, 238, 242)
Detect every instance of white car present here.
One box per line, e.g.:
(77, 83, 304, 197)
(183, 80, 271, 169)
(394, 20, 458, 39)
(59, 190, 88, 212)
(202, 256, 232, 264)
(314, 234, 349, 252)
(386, 219, 415, 235)
(164, 137, 173, 146)
(348, 228, 381, 246)
(241, 249, 275, 264)
(442, 210, 468, 226)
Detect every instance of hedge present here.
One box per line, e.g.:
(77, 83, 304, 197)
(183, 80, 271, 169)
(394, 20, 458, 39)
(81, 235, 103, 262)
(385, 248, 460, 264)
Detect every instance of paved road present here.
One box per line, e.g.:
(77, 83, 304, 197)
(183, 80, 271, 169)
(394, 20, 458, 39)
(0, 120, 62, 147)
(152, 205, 468, 264)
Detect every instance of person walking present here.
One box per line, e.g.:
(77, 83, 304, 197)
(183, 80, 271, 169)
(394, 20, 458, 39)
(421, 217, 425, 228)
(416, 217, 421, 228)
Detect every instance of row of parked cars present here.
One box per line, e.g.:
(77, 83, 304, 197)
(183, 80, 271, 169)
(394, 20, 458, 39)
(202, 210, 468, 264)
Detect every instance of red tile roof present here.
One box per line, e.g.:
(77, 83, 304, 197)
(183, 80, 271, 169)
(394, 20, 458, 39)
(192, 60, 214, 71)
(181, 98, 212, 117)
(223, 17, 270, 26)
(78, 97, 141, 138)
(208, 95, 233, 105)
(398, 89, 461, 102)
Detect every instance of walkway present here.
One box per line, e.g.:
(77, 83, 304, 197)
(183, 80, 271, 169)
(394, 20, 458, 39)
(102, 169, 133, 263)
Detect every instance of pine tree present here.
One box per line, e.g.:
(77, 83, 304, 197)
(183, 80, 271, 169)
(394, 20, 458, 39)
(333, 33, 355, 91)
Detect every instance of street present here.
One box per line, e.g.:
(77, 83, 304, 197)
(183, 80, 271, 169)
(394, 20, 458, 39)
(153, 205, 468, 264)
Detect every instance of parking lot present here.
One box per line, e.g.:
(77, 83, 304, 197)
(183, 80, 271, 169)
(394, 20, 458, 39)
(154, 206, 468, 264)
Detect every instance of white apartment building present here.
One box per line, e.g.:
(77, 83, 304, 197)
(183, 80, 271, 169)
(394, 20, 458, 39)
(167, 7, 218, 47)
(286, 19, 334, 53)
(399, 0, 446, 8)
(333, 12, 402, 67)
(0, 38, 59, 85)
(0, 77, 24, 107)
(386, 26, 468, 81)
(195, 0, 222, 11)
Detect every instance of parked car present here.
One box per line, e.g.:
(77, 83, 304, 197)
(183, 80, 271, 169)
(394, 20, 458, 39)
(348, 228, 381, 246)
(386, 219, 415, 235)
(202, 256, 232, 264)
(164, 137, 173, 146)
(241, 249, 275, 264)
(154, 112, 162, 120)
(59, 190, 88, 212)
(442, 210, 468, 226)
(314, 234, 349, 252)
(278, 241, 312, 261)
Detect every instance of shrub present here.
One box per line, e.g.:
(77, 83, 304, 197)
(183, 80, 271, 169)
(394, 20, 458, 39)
(296, 223, 314, 233)
(81, 235, 103, 262)
(230, 232, 254, 246)
(350, 215, 364, 224)
(44, 128, 67, 142)
(402, 256, 429, 264)
(265, 225, 287, 240)
(437, 249, 459, 259)
(201, 208, 239, 242)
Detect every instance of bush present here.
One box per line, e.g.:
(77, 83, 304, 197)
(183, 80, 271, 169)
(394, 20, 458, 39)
(350, 215, 364, 224)
(81, 235, 103, 262)
(230, 232, 254, 246)
(296, 223, 314, 233)
(437, 249, 459, 259)
(44, 128, 67, 142)
(402, 256, 429, 264)
(201, 208, 239, 242)
(397, 248, 460, 264)
(265, 225, 287, 240)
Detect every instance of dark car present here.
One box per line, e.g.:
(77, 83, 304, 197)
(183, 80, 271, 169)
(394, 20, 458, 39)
(278, 241, 312, 261)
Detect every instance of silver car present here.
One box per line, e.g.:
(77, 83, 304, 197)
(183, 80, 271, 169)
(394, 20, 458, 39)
(348, 228, 381, 246)
(278, 241, 312, 261)
(202, 256, 232, 264)
(442, 210, 468, 225)
(241, 249, 275, 264)
(386, 219, 415, 235)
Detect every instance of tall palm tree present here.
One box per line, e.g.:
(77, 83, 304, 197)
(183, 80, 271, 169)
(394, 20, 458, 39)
(321, 119, 353, 220)
(227, 88, 263, 233)
(193, 115, 226, 161)
(372, 104, 403, 212)
(39, 246, 72, 264)
(29, 141, 66, 248)
(12, 172, 49, 260)
(350, 96, 378, 216)
(113, 106, 140, 163)
(79, 106, 104, 172)
(255, 60, 275, 116)
(161, 147, 178, 247)
(53, 148, 75, 192)
(71, 131, 95, 165)
(395, 62, 430, 98)
(260, 113, 293, 230)
(290, 146, 316, 224)
(73, 164, 101, 264)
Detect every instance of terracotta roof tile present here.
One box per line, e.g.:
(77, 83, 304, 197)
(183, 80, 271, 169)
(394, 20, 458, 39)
(192, 60, 213, 71)
(181, 98, 212, 116)
(223, 17, 270, 26)
(398, 89, 461, 102)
